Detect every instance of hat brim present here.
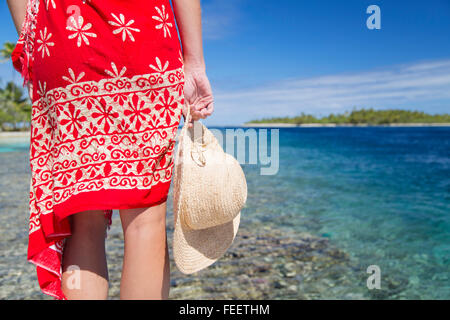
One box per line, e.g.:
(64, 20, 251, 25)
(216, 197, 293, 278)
(173, 209, 240, 274)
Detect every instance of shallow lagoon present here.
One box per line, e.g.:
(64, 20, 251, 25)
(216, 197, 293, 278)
(0, 127, 448, 299)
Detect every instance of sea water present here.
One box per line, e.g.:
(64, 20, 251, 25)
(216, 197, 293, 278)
(229, 126, 449, 299)
(1, 127, 448, 299)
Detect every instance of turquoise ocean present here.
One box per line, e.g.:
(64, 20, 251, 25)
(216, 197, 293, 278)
(0, 126, 449, 299)
(234, 126, 449, 299)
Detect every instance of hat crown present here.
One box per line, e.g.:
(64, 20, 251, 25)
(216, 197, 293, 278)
(175, 122, 247, 230)
(172, 103, 246, 275)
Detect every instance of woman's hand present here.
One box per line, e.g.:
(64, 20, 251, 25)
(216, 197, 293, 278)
(182, 66, 214, 128)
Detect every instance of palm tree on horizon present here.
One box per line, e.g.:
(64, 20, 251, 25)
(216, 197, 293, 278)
(0, 41, 15, 61)
(1, 41, 20, 96)
(0, 81, 31, 131)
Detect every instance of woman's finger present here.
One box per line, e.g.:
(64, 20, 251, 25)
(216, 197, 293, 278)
(190, 109, 203, 121)
(201, 102, 214, 117)
(197, 103, 213, 118)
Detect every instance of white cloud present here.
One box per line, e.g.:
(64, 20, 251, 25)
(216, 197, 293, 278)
(206, 59, 450, 125)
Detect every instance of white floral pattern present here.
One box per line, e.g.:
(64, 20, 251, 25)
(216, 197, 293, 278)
(66, 15, 97, 47)
(178, 50, 184, 65)
(45, 0, 56, 10)
(104, 62, 127, 78)
(108, 13, 141, 42)
(152, 5, 173, 38)
(36, 80, 47, 99)
(36, 27, 54, 58)
(62, 68, 86, 84)
(149, 57, 169, 73)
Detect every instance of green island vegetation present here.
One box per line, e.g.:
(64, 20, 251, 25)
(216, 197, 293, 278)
(1, 38, 449, 131)
(1, 41, 32, 131)
(247, 108, 450, 125)
(0, 81, 31, 131)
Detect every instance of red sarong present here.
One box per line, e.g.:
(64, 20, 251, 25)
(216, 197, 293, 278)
(11, 0, 184, 299)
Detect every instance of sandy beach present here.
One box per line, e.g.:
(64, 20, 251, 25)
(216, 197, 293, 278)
(0, 131, 30, 138)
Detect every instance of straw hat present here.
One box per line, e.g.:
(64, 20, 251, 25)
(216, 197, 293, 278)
(172, 103, 247, 274)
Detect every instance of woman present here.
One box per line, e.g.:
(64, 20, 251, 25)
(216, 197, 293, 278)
(6, 0, 213, 300)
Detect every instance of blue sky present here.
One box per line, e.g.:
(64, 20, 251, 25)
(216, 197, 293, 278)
(1, 0, 450, 125)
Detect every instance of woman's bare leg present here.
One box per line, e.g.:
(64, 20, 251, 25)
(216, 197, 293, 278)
(119, 202, 170, 299)
(61, 210, 109, 300)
